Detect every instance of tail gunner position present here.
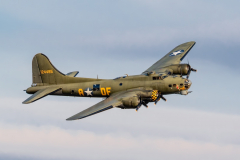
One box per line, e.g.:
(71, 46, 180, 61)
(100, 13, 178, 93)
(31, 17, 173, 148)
(23, 41, 197, 120)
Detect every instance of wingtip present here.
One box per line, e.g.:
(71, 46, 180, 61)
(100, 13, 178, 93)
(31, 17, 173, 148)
(66, 116, 81, 121)
(66, 117, 77, 121)
(22, 101, 29, 104)
(66, 117, 78, 121)
(184, 41, 196, 45)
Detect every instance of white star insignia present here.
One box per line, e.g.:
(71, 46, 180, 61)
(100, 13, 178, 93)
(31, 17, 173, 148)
(84, 88, 92, 96)
(169, 50, 184, 56)
(172, 50, 182, 56)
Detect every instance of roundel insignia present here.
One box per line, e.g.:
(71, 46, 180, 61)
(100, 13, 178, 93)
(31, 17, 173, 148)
(84, 87, 93, 96)
(169, 50, 184, 57)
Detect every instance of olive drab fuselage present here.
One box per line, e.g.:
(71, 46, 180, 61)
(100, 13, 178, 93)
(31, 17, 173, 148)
(26, 75, 192, 100)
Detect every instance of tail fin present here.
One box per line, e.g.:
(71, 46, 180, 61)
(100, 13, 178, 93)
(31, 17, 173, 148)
(32, 53, 100, 85)
(32, 53, 65, 85)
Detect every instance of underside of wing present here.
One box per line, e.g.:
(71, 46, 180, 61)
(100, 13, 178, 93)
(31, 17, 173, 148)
(66, 95, 123, 120)
(142, 41, 196, 75)
(66, 91, 140, 120)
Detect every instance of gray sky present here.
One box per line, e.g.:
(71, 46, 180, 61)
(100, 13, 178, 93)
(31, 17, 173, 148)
(0, 0, 240, 159)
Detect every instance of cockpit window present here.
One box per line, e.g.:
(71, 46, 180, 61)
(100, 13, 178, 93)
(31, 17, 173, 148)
(114, 76, 127, 80)
(113, 77, 121, 80)
(153, 77, 161, 80)
(162, 76, 168, 79)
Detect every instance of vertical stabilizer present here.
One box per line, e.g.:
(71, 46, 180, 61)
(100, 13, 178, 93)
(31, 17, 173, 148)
(31, 53, 100, 85)
(32, 53, 65, 85)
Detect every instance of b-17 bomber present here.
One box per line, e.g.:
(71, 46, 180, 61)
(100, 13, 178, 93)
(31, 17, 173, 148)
(23, 41, 197, 120)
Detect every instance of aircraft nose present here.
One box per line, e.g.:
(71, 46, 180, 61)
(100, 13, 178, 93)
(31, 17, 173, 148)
(188, 79, 192, 86)
(184, 79, 192, 89)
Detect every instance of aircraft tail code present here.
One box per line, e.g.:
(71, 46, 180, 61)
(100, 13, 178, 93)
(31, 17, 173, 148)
(32, 53, 65, 84)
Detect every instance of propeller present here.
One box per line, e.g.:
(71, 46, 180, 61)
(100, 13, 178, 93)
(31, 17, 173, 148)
(154, 93, 167, 105)
(136, 97, 148, 111)
(186, 63, 197, 79)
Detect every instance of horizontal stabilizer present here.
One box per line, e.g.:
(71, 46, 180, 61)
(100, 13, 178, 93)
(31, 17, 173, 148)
(66, 71, 79, 77)
(22, 87, 61, 104)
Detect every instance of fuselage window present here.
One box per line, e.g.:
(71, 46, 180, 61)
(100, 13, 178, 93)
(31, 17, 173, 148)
(153, 77, 161, 80)
(169, 84, 172, 88)
(173, 84, 176, 87)
(180, 84, 183, 87)
(93, 84, 100, 91)
(119, 83, 123, 86)
(162, 76, 168, 79)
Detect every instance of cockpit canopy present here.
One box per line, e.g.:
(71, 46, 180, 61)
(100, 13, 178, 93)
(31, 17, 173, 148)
(113, 76, 127, 80)
(152, 74, 168, 80)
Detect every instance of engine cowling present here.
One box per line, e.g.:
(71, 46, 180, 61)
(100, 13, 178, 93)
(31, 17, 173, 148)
(141, 90, 159, 102)
(122, 96, 140, 108)
(165, 64, 190, 75)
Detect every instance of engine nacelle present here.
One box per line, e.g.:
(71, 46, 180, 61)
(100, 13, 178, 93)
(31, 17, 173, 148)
(122, 96, 140, 108)
(164, 64, 189, 75)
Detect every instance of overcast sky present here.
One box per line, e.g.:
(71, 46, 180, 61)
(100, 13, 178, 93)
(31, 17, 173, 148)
(0, 0, 240, 160)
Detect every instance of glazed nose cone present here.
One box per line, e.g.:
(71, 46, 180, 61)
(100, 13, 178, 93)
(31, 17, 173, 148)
(184, 79, 192, 89)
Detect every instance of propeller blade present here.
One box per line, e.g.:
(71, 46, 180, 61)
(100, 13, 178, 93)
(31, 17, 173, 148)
(161, 95, 167, 101)
(136, 97, 141, 111)
(154, 94, 167, 105)
(186, 64, 191, 79)
(154, 97, 161, 105)
(136, 103, 142, 111)
(191, 68, 197, 72)
(186, 63, 197, 79)
(142, 101, 148, 108)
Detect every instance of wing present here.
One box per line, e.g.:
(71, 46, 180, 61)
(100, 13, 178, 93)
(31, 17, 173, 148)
(142, 41, 196, 75)
(22, 86, 61, 104)
(66, 91, 138, 120)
